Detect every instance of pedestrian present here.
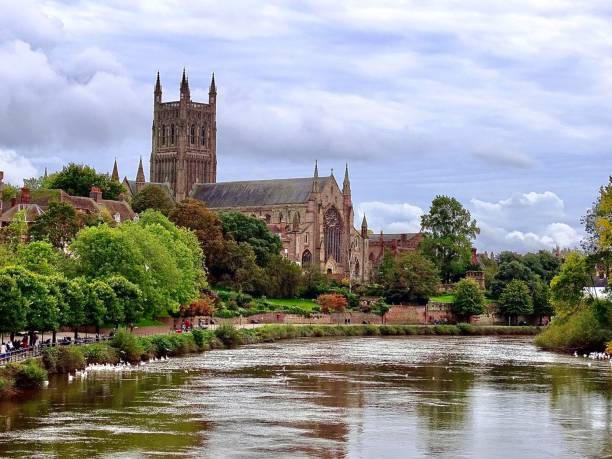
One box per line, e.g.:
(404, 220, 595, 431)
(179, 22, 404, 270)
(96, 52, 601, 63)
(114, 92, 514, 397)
(0, 342, 6, 356)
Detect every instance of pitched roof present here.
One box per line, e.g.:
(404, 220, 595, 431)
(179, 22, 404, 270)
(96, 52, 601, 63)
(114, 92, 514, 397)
(191, 177, 330, 208)
(124, 180, 173, 198)
(378, 233, 421, 242)
(0, 204, 45, 223)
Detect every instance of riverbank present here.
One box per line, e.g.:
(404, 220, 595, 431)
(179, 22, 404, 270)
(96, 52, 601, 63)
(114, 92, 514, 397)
(0, 323, 540, 400)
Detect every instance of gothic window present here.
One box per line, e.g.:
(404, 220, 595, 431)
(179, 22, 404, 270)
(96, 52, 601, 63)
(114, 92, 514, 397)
(324, 207, 342, 263)
(265, 214, 271, 224)
(190, 125, 195, 144)
(302, 250, 312, 267)
(304, 233, 308, 244)
(201, 126, 206, 145)
(161, 125, 166, 146)
(170, 125, 175, 144)
(354, 259, 360, 276)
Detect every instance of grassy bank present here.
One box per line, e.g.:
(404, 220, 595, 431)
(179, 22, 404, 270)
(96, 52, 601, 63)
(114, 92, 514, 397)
(0, 324, 539, 400)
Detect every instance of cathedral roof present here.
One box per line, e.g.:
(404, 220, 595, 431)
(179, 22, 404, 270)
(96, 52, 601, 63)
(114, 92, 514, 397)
(191, 176, 331, 208)
(124, 180, 174, 198)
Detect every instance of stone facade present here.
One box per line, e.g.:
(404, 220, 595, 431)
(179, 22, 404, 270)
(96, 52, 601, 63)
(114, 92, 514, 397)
(191, 163, 370, 282)
(149, 70, 217, 201)
(367, 232, 423, 276)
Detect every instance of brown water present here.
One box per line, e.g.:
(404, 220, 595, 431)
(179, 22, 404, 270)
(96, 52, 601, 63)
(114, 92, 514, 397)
(0, 336, 610, 458)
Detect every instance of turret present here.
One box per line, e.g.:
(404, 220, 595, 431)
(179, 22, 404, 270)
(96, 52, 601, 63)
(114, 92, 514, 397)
(209, 72, 216, 105)
(154, 71, 162, 104)
(342, 163, 351, 195)
(136, 156, 146, 192)
(312, 160, 319, 193)
(180, 68, 190, 101)
(111, 158, 120, 182)
(361, 214, 368, 239)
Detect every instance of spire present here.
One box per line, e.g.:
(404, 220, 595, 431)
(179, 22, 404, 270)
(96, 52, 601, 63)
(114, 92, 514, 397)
(112, 158, 119, 182)
(154, 71, 162, 103)
(361, 214, 368, 239)
(180, 68, 190, 100)
(209, 72, 216, 94)
(136, 156, 145, 184)
(342, 163, 351, 195)
(312, 160, 319, 193)
(44, 167, 48, 180)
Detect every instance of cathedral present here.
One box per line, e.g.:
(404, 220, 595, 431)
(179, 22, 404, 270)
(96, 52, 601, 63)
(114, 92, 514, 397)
(123, 71, 370, 282)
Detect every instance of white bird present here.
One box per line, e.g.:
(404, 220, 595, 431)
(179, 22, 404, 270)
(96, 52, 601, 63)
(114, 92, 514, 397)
(42, 380, 49, 387)
(67, 374, 74, 382)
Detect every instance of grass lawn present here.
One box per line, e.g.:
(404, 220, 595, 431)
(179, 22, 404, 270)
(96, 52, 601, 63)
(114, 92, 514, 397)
(429, 294, 496, 305)
(264, 298, 318, 311)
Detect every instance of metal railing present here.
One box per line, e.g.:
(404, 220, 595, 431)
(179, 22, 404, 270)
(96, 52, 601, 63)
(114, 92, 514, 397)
(0, 336, 112, 366)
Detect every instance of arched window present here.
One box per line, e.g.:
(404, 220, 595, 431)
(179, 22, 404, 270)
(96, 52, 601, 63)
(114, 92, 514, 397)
(324, 207, 342, 263)
(161, 125, 166, 145)
(201, 126, 206, 145)
(170, 124, 175, 144)
(354, 259, 360, 276)
(265, 214, 271, 224)
(190, 125, 195, 144)
(302, 249, 312, 267)
(304, 233, 308, 244)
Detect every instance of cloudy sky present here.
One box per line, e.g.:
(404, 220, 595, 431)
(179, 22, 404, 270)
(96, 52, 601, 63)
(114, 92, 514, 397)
(1, 0, 611, 252)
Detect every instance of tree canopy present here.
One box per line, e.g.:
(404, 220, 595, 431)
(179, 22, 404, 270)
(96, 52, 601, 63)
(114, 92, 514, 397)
(131, 185, 175, 215)
(29, 202, 81, 248)
(420, 195, 479, 283)
(219, 212, 282, 266)
(46, 163, 125, 200)
(452, 278, 485, 319)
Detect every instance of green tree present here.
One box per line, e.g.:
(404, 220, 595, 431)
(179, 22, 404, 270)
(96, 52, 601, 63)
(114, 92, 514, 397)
(549, 252, 591, 317)
(420, 195, 479, 283)
(46, 163, 124, 200)
(531, 278, 553, 325)
(219, 212, 282, 266)
(261, 255, 303, 298)
(82, 280, 110, 334)
(489, 259, 535, 298)
(131, 185, 175, 215)
(29, 202, 80, 247)
(371, 299, 390, 323)
(60, 277, 87, 339)
(0, 273, 26, 340)
(2, 209, 28, 247)
(452, 278, 485, 320)
(106, 275, 143, 328)
(376, 250, 439, 304)
(499, 279, 533, 324)
(17, 241, 60, 275)
(169, 199, 227, 280)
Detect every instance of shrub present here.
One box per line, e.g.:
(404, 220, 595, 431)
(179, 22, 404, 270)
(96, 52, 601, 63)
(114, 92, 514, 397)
(42, 347, 59, 373)
(56, 347, 86, 373)
(110, 330, 144, 363)
(83, 344, 119, 365)
(535, 307, 611, 352)
(316, 293, 348, 313)
(12, 360, 47, 389)
(191, 329, 207, 349)
(606, 341, 612, 355)
(215, 323, 243, 347)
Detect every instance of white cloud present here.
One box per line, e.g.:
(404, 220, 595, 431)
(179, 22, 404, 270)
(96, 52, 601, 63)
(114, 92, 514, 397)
(0, 149, 38, 185)
(357, 201, 423, 234)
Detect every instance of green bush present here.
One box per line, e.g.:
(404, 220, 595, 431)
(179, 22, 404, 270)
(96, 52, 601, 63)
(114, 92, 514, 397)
(42, 347, 59, 373)
(191, 329, 206, 349)
(535, 307, 611, 352)
(83, 344, 119, 365)
(110, 331, 144, 363)
(12, 360, 47, 389)
(215, 324, 243, 347)
(56, 347, 86, 373)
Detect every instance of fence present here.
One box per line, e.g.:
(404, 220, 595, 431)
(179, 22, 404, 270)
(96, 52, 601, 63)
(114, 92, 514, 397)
(0, 336, 111, 367)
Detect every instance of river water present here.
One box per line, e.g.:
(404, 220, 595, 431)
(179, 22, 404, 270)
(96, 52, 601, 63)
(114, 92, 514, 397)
(0, 336, 610, 458)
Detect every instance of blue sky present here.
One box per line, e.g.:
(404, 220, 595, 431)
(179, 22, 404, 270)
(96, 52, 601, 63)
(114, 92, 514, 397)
(0, 0, 610, 252)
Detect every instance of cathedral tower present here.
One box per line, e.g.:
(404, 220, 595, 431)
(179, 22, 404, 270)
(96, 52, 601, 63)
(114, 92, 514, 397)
(150, 70, 217, 201)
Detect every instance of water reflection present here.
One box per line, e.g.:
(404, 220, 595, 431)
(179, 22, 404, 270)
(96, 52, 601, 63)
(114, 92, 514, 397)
(0, 336, 610, 458)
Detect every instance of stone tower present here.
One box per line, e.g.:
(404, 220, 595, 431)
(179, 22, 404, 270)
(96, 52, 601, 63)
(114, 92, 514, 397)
(150, 70, 217, 201)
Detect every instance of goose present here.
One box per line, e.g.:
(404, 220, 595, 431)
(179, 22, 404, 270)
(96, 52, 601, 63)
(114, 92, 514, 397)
(67, 374, 74, 382)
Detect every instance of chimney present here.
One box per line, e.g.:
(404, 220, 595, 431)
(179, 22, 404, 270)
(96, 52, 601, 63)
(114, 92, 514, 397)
(90, 186, 103, 202)
(471, 247, 478, 265)
(20, 187, 30, 204)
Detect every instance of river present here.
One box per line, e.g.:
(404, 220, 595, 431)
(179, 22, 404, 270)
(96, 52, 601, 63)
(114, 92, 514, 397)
(0, 336, 610, 458)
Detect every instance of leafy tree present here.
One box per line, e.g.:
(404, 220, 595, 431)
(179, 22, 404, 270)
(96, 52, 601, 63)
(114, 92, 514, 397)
(371, 299, 390, 323)
(60, 277, 87, 339)
(420, 195, 479, 283)
(106, 275, 143, 327)
(46, 163, 124, 200)
(17, 241, 60, 275)
(2, 209, 28, 246)
(29, 202, 80, 247)
(531, 278, 553, 325)
(131, 185, 175, 215)
(219, 212, 282, 266)
(499, 279, 533, 324)
(522, 251, 562, 283)
(489, 259, 535, 298)
(169, 199, 227, 279)
(452, 278, 485, 320)
(376, 250, 439, 304)
(261, 255, 303, 298)
(582, 177, 612, 279)
(317, 293, 348, 313)
(0, 273, 26, 339)
(82, 280, 110, 334)
(549, 252, 591, 316)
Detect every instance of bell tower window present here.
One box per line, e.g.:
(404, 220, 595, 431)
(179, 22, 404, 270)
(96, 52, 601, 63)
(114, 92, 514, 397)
(190, 125, 195, 144)
(170, 124, 175, 145)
